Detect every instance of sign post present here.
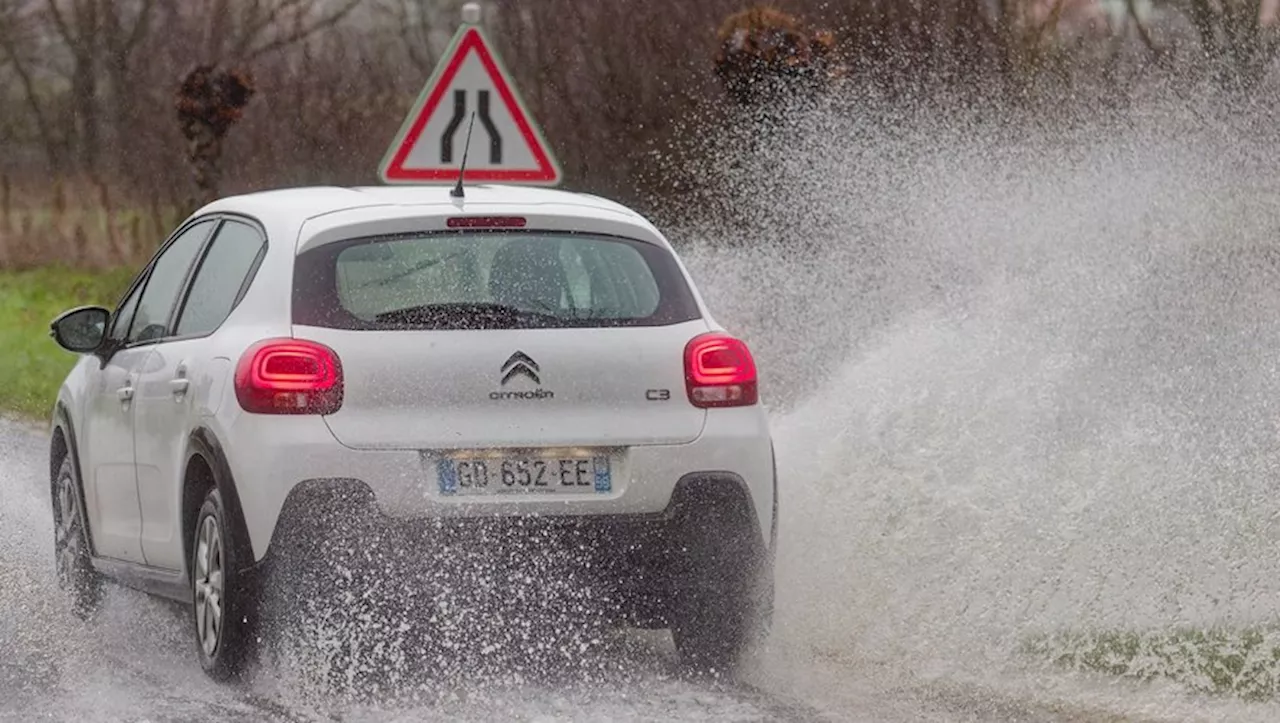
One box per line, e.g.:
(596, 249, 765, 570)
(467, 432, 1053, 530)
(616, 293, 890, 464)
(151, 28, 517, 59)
(378, 2, 562, 186)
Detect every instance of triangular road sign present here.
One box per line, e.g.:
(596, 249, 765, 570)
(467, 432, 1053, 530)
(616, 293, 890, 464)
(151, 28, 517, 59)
(379, 23, 562, 186)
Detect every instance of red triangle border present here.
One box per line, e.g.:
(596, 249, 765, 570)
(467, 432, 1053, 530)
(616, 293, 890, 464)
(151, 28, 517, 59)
(383, 28, 559, 183)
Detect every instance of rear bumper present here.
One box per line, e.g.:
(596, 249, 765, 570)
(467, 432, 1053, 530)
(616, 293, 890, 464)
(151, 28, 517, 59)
(255, 472, 772, 627)
(220, 407, 776, 564)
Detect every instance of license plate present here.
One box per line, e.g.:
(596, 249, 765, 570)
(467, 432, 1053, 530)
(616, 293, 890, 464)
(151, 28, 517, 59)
(436, 451, 612, 495)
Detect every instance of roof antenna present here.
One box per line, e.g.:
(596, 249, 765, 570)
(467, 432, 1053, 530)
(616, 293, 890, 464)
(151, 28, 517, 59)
(451, 110, 477, 199)
(451, 4, 483, 199)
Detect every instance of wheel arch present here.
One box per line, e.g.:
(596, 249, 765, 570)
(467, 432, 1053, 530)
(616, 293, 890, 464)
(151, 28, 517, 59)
(183, 427, 253, 580)
(770, 438, 778, 553)
(52, 401, 97, 557)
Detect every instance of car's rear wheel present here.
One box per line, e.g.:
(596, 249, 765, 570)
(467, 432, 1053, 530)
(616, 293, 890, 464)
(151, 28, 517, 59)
(192, 487, 258, 681)
(52, 455, 102, 620)
(671, 570, 772, 676)
(668, 484, 774, 676)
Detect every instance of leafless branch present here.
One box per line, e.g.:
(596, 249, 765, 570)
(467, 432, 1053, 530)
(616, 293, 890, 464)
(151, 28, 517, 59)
(102, 0, 156, 61)
(43, 0, 74, 47)
(121, 0, 154, 53)
(0, 0, 63, 167)
(241, 0, 364, 62)
(230, 0, 300, 60)
(376, 0, 436, 73)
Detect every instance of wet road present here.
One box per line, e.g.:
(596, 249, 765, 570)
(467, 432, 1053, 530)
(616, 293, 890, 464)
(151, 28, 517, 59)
(0, 415, 1262, 723)
(0, 414, 808, 723)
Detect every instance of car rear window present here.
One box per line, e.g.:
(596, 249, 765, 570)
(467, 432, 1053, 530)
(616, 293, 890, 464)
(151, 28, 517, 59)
(291, 231, 701, 330)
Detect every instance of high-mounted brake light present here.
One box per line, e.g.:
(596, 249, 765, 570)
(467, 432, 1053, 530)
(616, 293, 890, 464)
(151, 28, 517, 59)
(684, 332, 758, 408)
(234, 338, 343, 415)
(447, 216, 528, 228)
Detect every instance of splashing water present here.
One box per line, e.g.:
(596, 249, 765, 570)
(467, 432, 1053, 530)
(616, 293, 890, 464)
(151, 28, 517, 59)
(672, 91, 1280, 707)
(10, 88, 1280, 721)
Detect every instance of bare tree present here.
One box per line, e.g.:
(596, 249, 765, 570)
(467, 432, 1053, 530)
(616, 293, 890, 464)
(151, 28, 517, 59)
(0, 0, 64, 169)
(195, 0, 365, 64)
(0, 0, 1259, 257)
(101, 0, 155, 171)
(45, 0, 103, 171)
(376, 0, 460, 75)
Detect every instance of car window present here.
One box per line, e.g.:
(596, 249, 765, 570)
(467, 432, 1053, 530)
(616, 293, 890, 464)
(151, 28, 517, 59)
(108, 278, 144, 343)
(559, 242, 592, 311)
(291, 232, 698, 330)
(175, 221, 265, 337)
(127, 220, 217, 344)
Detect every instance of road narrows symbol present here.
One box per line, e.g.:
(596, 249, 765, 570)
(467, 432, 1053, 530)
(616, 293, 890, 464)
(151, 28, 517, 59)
(477, 90, 501, 163)
(440, 90, 503, 165)
(441, 90, 466, 163)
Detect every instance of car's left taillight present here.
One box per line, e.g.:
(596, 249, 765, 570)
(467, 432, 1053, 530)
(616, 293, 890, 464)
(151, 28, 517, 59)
(234, 338, 343, 415)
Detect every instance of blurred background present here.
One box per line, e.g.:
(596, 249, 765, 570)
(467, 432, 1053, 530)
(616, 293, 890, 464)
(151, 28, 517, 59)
(8, 4, 1280, 715)
(1, 0, 1277, 270)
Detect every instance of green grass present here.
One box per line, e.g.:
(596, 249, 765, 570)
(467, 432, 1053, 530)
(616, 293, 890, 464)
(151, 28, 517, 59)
(1023, 626, 1280, 702)
(0, 266, 135, 420)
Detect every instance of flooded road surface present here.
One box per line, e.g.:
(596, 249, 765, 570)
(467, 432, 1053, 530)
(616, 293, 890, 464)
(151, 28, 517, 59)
(0, 414, 811, 723)
(1, 414, 1268, 723)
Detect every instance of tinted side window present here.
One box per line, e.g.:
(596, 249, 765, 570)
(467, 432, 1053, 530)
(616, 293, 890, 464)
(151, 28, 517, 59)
(127, 220, 217, 343)
(176, 221, 265, 337)
(108, 279, 144, 343)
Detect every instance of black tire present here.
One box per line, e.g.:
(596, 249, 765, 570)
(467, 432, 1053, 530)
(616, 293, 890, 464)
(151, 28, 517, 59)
(191, 487, 258, 682)
(669, 486, 775, 677)
(258, 486, 405, 696)
(52, 454, 103, 620)
(672, 568, 773, 676)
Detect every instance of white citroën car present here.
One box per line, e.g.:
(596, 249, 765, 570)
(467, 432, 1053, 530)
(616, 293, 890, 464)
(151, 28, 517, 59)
(46, 184, 777, 681)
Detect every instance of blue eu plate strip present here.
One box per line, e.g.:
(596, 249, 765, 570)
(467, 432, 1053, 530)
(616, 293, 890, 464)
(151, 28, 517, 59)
(593, 456, 611, 492)
(437, 458, 458, 495)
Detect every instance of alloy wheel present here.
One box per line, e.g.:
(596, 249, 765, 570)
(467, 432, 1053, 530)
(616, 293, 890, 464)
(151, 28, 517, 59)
(194, 515, 225, 657)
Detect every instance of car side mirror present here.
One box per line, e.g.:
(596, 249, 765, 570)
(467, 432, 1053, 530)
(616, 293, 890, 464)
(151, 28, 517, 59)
(50, 306, 110, 353)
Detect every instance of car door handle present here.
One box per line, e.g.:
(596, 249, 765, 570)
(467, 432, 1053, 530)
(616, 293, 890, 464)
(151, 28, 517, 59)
(117, 385, 134, 402)
(170, 378, 189, 396)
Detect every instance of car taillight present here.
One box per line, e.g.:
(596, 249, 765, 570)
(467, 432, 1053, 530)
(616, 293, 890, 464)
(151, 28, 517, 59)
(684, 332, 758, 408)
(234, 338, 343, 415)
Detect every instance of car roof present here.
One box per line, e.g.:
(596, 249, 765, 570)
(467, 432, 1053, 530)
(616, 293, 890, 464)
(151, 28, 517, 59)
(194, 184, 648, 229)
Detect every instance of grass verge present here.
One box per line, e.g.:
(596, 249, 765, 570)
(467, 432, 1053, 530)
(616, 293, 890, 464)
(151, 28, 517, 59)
(0, 266, 134, 420)
(1023, 626, 1280, 702)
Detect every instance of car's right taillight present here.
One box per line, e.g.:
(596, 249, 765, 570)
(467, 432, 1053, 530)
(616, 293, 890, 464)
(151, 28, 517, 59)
(234, 338, 343, 415)
(684, 331, 759, 408)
